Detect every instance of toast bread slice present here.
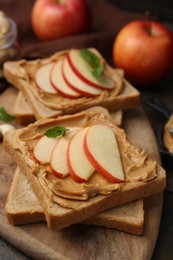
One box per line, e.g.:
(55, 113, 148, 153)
(13, 92, 36, 125)
(6, 167, 144, 235)
(13, 91, 123, 126)
(3, 107, 166, 231)
(5, 167, 45, 225)
(3, 48, 140, 120)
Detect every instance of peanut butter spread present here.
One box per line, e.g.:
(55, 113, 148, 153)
(163, 114, 173, 153)
(15, 49, 123, 111)
(12, 107, 157, 209)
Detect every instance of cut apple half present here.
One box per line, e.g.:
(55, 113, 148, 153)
(67, 127, 95, 183)
(67, 49, 115, 90)
(33, 135, 59, 164)
(62, 56, 102, 97)
(84, 124, 124, 183)
(50, 60, 81, 98)
(50, 127, 81, 178)
(35, 62, 57, 94)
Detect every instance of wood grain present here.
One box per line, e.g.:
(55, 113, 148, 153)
(0, 87, 163, 260)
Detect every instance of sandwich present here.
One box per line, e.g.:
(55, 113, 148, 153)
(3, 48, 140, 120)
(4, 105, 144, 236)
(3, 106, 166, 231)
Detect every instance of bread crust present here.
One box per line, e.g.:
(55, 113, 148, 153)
(13, 92, 36, 125)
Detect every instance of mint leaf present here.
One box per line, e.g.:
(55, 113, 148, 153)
(92, 65, 104, 79)
(44, 126, 69, 138)
(80, 49, 100, 69)
(0, 107, 16, 122)
(80, 49, 105, 79)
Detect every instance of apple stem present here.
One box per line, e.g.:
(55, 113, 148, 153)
(146, 11, 151, 35)
(55, 0, 64, 3)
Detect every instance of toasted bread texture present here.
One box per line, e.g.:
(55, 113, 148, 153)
(13, 92, 36, 125)
(13, 91, 123, 126)
(6, 168, 144, 235)
(5, 167, 45, 225)
(3, 48, 140, 120)
(3, 107, 166, 231)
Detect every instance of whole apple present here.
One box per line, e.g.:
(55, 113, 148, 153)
(31, 0, 91, 41)
(113, 20, 173, 86)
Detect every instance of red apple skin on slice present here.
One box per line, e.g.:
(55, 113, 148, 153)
(50, 60, 81, 99)
(62, 56, 102, 97)
(33, 135, 59, 164)
(67, 49, 115, 90)
(50, 127, 80, 178)
(84, 124, 124, 183)
(67, 128, 95, 183)
(35, 62, 57, 94)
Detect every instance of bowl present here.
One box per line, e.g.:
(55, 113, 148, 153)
(144, 98, 173, 193)
(0, 16, 18, 69)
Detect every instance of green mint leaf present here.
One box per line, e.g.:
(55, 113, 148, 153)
(80, 49, 105, 79)
(80, 48, 100, 69)
(0, 107, 16, 122)
(92, 65, 104, 79)
(44, 126, 69, 138)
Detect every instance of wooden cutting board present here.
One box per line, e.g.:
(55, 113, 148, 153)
(0, 87, 163, 260)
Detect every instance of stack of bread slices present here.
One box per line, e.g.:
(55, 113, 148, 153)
(2, 48, 166, 236)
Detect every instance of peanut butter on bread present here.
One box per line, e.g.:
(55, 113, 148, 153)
(3, 48, 140, 120)
(3, 107, 166, 231)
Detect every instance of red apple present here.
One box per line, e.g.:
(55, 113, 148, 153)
(50, 60, 81, 98)
(50, 127, 80, 178)
(35, 62, 57, 94)
(84, 124, 124, 183)
(31, 0, 91, 41)
(67, 49, 115, 89)
(67, 128, 95, 183)
(33, 135, 59, 164)
(113, 20, 173, 86)
(62, 56, 102, 97)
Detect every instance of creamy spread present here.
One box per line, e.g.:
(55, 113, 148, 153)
(163, 114, 173, 153)
(13, 107, 157, 210)
(15, 49, 123, 111)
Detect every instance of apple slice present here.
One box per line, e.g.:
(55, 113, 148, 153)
(67, 128, 95, 183)
(84, 124, 124, 183)
(67, 49, 115, 90)
(35, 62, 57, 94)
(50, 60, 81, 98)
(50, 127, 80, 178)
(62, 56, 102, 97)
(33, 135, 59, 164)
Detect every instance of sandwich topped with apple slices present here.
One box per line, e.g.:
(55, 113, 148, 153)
(3, 106, 166, 231)
(3, 48, 140, 120)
